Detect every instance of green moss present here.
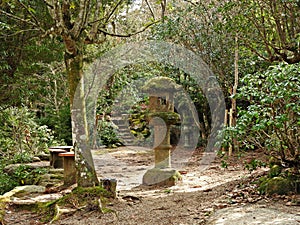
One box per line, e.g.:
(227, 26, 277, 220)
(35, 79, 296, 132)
(36, 186, 113, 223)
(258, 177, 271, 194)
(54, 186, 111, 207)
(142, 77, 181, 93)
(0, 201, 6, 224)
(269, 165, 282, 178)
(259, 176, 295, 195)
(148, 112, 180, 125)
(170, 171, 182, 183)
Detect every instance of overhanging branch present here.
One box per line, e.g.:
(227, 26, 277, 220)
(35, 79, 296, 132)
(17, 0, 42, 29)
(98, 20, 159, 38)
(0, 9, 44, 32)
(105, 0, 124, 24)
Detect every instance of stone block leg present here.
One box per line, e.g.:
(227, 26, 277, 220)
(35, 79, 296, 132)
(49, 149, 67, 168)
(59, 152, 76, 186)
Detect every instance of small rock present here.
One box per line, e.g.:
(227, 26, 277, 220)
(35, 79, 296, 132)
(286, 201, 293, 206)
(32, 157, 41, 162)
(247, 197, 254, 203)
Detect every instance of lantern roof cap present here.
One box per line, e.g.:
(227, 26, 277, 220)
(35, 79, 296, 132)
(142, 77, 181, 94)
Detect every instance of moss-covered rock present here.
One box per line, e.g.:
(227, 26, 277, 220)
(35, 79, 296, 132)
(37, 186, 112, 223)
(264, 177, 295, 195)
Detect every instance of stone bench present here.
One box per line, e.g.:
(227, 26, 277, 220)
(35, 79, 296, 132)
(49, 146, 73, 169)
(58, 152, 76, 186)
(49, 149, 67, 168)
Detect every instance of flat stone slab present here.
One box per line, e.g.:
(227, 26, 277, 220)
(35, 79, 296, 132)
(0, 185, 46, 202)
(4, 161, 50, 174)
(207, 204, 300, 225)
(10, 193, 63, 205)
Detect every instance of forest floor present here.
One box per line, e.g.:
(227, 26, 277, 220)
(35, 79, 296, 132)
(3, 147, 300, 225)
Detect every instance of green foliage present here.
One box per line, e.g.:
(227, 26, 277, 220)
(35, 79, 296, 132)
(0, 106, 59, 162)
(222, 62, 300, 173)
(97, 63, 156, 115)
(244, 159, 266, 172)
(11, 165, 48, 186)
(221, 160, 228, 169)
(151, 1, 237, 90)
(97, 119, 123, 148)
(0, 168, 18, 195)
(38, 103, 72, 145)
(269, 165, 282, 178)
(0, 164, 48, 195)
(96, 63, 156, 146)
(128, 104, 150, 141)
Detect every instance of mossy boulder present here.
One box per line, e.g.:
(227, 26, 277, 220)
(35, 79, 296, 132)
(38, 186, 113, 223)
(260, 177, 295, 195)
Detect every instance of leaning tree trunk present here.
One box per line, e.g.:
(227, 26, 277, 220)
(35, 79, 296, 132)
(64, 38, 99, 187)
(229, 35, 239, 156)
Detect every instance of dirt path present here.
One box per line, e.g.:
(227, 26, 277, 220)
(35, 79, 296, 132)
(92, 146, 256, 193)
(3, 147, 300, 225)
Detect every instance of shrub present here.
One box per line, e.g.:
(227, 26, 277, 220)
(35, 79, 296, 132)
(0, 168, 18, 195)
(97, 119, 123, 148)
(222, 63, 300, 174)
(0, 106, 58, 162)
(0, 163, 48, 195)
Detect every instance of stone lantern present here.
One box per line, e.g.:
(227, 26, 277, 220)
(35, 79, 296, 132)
(142, 77, 182, 186)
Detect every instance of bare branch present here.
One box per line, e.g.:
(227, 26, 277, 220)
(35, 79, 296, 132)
(42, 0, 54, 9)
(183, 0, 197, 7)
(17, 0, 42, 29)
(98, 20, 159, 38)
(70, 0, 87, 37)
(0, 9, 44, 32)
(105, 0, 124, 24)
(53, 1, 66, 33)
(145, 0, 156, 20)
(89, 0, 102, 41)
(161, 0, 166, 21)
(0, 28, 40, 37)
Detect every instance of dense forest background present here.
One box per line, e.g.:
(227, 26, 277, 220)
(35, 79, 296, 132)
(0, 0, 299, 192)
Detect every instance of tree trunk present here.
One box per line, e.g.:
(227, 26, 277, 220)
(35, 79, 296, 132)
(64, 40, 99, 187)
(229, 35, 239, 156)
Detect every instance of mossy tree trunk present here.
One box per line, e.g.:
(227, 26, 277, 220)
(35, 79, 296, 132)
(64, 38, 99, 187)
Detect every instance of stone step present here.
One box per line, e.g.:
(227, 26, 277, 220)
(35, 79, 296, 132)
(111, 114, 136, 145)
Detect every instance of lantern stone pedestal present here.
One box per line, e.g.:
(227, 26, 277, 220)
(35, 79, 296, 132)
(143, 113, 182, 186)
(142, 77, 182, 186)
(143, 168, 181, 186)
